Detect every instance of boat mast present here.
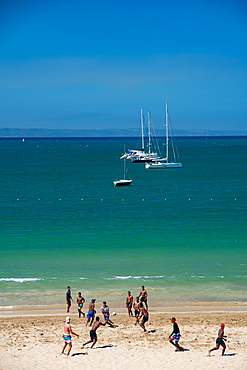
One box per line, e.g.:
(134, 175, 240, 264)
(147, 111, 151, 154)
(165, 102, 169, 161)
(140, 109, 145, 151)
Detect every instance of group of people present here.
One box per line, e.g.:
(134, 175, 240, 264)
(63, 285, 227, 357)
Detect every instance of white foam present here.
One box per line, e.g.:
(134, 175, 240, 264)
(0, 306, 14, 309)
(0, 278, 43, 283)
(105, 275, 165, 280)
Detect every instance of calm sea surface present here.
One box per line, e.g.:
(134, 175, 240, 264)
(0, 137, 246, 308)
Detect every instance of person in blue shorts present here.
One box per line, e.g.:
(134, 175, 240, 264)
(100, 301, 115, 327)
(61, 316, 79, 356)
(82, 316, 106, 348)
(169, 317, 184, 351)
(86, 299, 96, 326)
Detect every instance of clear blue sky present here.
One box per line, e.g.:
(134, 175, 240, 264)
(0, 0, 246, 131)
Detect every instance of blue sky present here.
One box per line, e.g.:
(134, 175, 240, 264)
(0, 0, 246, 131)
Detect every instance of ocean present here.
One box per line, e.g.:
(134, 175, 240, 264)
(0, 137, 246, 310)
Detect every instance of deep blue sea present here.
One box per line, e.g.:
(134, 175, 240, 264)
(0, 137, 246, 309)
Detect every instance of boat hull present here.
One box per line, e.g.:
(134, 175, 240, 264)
(113, 179, 132, 186)
(145, 162, 182, 169)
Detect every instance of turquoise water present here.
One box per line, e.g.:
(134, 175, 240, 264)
(0, 137, 246, 307)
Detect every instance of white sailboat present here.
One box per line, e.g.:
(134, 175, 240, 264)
(113, 156, 132, 186)
(145, 103, 182, 169)
(120, 110, 160, 163)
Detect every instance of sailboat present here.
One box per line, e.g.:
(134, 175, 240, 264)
(120, 110, 160, 163)
(145, 103, 182, 169)
(113, 155, 132, 186)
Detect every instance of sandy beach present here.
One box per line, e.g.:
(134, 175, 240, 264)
(1, 309, 246, 370)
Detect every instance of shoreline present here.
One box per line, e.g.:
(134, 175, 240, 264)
(1, 301, 247, 317)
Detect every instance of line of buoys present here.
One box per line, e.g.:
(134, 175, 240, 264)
(12, 198, 238, 201)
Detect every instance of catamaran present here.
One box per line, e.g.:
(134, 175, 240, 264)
(120, 110, 160, 163)
(145, 103, 182, 169)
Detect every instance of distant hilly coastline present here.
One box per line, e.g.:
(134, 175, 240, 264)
(0, 128, 246, 138)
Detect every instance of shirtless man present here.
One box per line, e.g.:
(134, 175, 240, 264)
(66, 286, 73, 313)
(133, 296, 140, 325)
(138, 285, 148, 310)
(126, 291, 133, 316)
(82, 316, 106, 348)
(208, 323, 227, 356)
(100, 301, 115, 327)
(77, 292, 85, 318)
(61, 316, 79, 356)
(139, 302, 149, 332)
(169, 317, 184, 351)
(86, 299, 96, 326)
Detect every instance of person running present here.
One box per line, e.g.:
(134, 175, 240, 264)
(208, 323, 227, 356)
(126, 291, 133, 316)
(77, 292, 85, 318)
(138, 285, 148, 310)
(100, 301, 115, 327)
(66, 286, 73, 313)
(82, 316, 106, 349)
(133, 296, 140, 325)
(61, 316, 79, 356)
(169, 317, 184, 351)
(139, 302, 149, 332)
(86, 299, 96, 326)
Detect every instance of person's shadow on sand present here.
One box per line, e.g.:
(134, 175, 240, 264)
(97, 344, 116, 349)
(71, 352, 89, 356)
(224, 353, 237, 357)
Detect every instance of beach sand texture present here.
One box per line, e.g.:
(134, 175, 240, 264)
(0, 311, 246, 370)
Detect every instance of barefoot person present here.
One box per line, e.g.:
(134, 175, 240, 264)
(82, 316, 106, 349)
(86, 299, 96, 327)
(169, 317, 184, 351)
(66, 286, 73, 313)
(208, 323, 227, 356)
(126, 291, 133, 316)
(77, 292, 85, 318)
(139, 302, 149, 332)
(133, 296, 140, 325)
(100, 301, 115, 327)
(138, 285, 148, 310)
(61, 316, 79, 356)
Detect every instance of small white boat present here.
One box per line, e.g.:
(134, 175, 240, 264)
(145, 103, 182, 169)
(113, 179, 132, 186)
(114, 151, 132, 186)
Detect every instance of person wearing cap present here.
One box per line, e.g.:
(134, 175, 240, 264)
(66, 286, 73, 313)
(86, 299, 96, 327)
(100, 301, 115, 327)
(208, 323, 227, 356)
(82, 316, 107, 349)
(126, 291, 133, 316)
(61, 317, 79, 356)
(133, 296, 140, 325)
(169, 317, 184, 351)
